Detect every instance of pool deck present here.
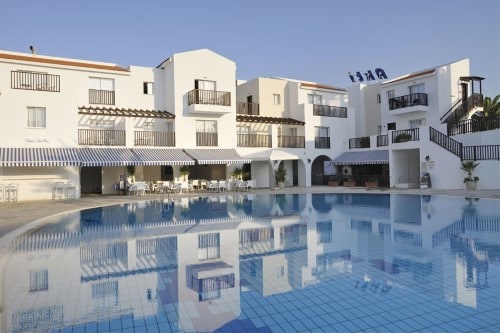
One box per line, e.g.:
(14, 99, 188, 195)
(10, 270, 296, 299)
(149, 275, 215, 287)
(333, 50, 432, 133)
(0, 186, 499, 239)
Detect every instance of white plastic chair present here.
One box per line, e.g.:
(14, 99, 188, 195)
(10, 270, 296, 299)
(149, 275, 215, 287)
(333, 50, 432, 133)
(218, 180, 228, 192)
(247, 179, 256, 191)
(207, 180, 219, 192)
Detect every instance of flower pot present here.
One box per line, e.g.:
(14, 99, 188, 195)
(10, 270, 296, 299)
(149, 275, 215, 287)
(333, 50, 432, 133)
(343, 181, 356, 187)
(465, 180, 477, 190)
(277, 182, 285, 189)
(328, 181, 340, 187)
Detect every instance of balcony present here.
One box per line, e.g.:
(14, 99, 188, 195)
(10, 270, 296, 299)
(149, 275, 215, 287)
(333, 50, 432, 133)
(78, 129, 125, 146)
(196, 132, 218, 146)
(392, 128, 420, 143)
(188, 89, 231, 114)
(313, 105, 347, 118)
(11, 71, 60, 92)
(377, 135, 388, 147)
(134, 131, 175, 146)
(389, 93, 428, 114)
(89, 89, 115, 105)
(278, 135, 305, 148)
(237, 102, 260, 115)
(237, 134, 271, 147)
(315, 137, 331, 149)
(349, 136, 370, 149)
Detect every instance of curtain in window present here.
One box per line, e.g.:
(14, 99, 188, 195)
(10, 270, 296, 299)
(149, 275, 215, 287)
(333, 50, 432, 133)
(315, 126, 329, 137)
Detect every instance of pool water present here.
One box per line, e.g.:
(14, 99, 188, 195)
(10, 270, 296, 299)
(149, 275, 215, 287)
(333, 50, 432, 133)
(1, 193, 499, 332)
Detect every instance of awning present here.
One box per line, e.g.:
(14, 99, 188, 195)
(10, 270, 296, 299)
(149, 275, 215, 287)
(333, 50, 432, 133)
(241, 149, 299, 161)
(78, 148, 141, 166)
(184, 149, 251, 165)
(332, 150, 389, 165)
(0, 147, 80, 167)
(132, 148, 195, 166)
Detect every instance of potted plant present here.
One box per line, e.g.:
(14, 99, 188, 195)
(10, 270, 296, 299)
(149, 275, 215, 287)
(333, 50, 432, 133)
(231, 167, 246, 180)
(461, 160, 479, 190)
(394, 132, 412, 143)
(343, 178, 356, 187)
(126, 165, 136, 183)
(179, 165, 190, 181)
(275, 162, 287, 189)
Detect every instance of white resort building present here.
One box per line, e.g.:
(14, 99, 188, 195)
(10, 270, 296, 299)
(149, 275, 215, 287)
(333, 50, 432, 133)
(0, 48, 498, 201)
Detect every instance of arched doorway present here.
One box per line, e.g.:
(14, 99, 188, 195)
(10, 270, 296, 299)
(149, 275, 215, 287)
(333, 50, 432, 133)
(311, 155, 332, 185)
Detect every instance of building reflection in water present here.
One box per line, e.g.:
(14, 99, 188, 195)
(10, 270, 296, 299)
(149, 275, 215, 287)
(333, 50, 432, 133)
(1, 193, 498, 332)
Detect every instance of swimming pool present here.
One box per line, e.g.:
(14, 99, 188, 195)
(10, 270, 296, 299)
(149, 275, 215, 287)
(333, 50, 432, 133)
(1, 193, 498, 332)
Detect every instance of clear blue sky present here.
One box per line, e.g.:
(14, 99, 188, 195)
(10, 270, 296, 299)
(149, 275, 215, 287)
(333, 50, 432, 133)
(1, 0, 499, 97)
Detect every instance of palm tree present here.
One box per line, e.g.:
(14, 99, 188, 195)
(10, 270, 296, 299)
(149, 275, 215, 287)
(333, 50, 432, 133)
(460, 160, 479, 182)
(482, 95, 500, 116)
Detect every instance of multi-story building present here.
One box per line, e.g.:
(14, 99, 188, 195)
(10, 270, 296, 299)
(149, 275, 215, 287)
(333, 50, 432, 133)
(1, 48, 498, 202)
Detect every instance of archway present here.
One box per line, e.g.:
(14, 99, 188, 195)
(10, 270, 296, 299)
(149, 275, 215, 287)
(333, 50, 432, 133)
(311, 155, 332, 185)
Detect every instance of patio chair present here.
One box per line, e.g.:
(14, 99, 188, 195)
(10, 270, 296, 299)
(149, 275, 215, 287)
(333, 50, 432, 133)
(218, 180, 228, 192)
(246, 179, 257, 191)
(236, 180, 248, 192)
(207, 180, 219, 192)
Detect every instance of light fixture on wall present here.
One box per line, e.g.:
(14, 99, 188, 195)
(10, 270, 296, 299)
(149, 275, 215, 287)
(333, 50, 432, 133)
(307, 159, 311, 163)
(425, 155, 430, 161)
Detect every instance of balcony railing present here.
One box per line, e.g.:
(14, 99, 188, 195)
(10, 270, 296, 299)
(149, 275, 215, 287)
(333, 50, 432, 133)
(89, 89, 115, 105)
(278, 135, 305, 148)
(315, 137, 331, 149)
(237, 102, 260, 115)
(237, 133, 271, 147)
(349, 136, 370, 149)
(11, 71, 60, 92)
(392, 128, 420, 143)
(78, 129, 125, 146)
(389, 93, 428, 110)
(377, 135, 388, 147)
(188, 89, 231, 106)
(196, 132, 218, 146)
(448, 115, 500, 136)
(134, 131, 175, 146)
(313, 105, 347, 118)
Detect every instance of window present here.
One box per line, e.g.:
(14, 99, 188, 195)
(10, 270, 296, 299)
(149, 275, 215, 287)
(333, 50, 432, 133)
(196, 120, 217, 133)
(195, 79, 216, 91)
(315, 126, 329, 137)
(387, 90, 395, 99)
(308, 94, 323, 105)
(27, 107, 46, 128)
(377, 94, 381, 103)
(387, 122, 396, 130)
(289, 127, 297, 137)
(29, 269, 48, 292)
(237, 126, 249, 134)
(143, 82, 153, 95)
(409, 118, 426, 129)
(273, 94, 281, 105)
(198, 233, 220, 260)
(409, 83, 425, 95)
(90, 77, 114, 91)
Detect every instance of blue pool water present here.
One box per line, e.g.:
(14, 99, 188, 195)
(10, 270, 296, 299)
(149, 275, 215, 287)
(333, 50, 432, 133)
(1, 193, 499, 332)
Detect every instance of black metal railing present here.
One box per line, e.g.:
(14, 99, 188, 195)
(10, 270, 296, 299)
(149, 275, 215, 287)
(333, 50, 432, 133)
(315, 137, 331, 149)
(134, 131, 175, 146)
(441, 93, 483, 125)
(278, 135, 305, 148)
(89, 89, 115, 105)
(392, 128, 420, 143)
(463, 145, 500, 161)
(448, 116, 500, 136)
(11, 71, 60, 92)
(429, 127, 462, 158)
(188, 89, 231, 106)
(196, 132, 218, 146)
(237, 133, 271, 147)
(237, 102, 260, 115)
(377, 135, 388, 147)
(313, 105, 347, 118)
(349, 136, 370, 149)
(389, 93, 428, 110)
(78, 129, 125, 146)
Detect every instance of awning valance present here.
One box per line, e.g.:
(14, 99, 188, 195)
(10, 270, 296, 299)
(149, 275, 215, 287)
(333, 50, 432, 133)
(0, 148, 80, 167)
(241, 149, 299, 161)
(184, 149, 250, 165)
(78, 148, 141, 167)
(332, 150, 389, 165)
(132, 148, 195, 166)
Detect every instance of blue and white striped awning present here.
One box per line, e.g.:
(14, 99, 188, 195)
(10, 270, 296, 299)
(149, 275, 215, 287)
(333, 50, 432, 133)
(132, 148, 195, 166)
(332, 150, 389, 165)
(184, 149, 251, 165)
(0, 147, 80, 167)
(78, 148, 141, 166)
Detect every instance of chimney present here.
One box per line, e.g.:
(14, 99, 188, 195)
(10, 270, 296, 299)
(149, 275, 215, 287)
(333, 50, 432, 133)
(29, 45, 36, 55)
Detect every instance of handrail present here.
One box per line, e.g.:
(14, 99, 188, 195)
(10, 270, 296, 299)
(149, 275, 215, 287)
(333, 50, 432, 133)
(448, 115, 500, 136)
(441, 93, 483, 125)
(429, 127, 462, 159)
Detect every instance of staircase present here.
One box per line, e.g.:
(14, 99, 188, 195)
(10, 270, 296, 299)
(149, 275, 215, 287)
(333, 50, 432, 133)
(440, 93, 483, 129)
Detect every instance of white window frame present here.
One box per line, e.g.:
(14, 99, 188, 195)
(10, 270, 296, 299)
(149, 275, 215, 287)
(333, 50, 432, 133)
(27, 107, 46, 128)
(196, 79, 216, 91)
(273, 94, 281, 105)
(90, 77, 115, 91)
(143, 82, 154, 95)
(409, 83, 425, 95)
(387, 90, 395, 99)
(308, 94, 323, 105)
(409, 118, 426, 129)
(196, 120, 217, 133)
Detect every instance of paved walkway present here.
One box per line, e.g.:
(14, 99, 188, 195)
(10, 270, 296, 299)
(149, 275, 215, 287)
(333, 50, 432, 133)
(1, 186, 499, 239)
